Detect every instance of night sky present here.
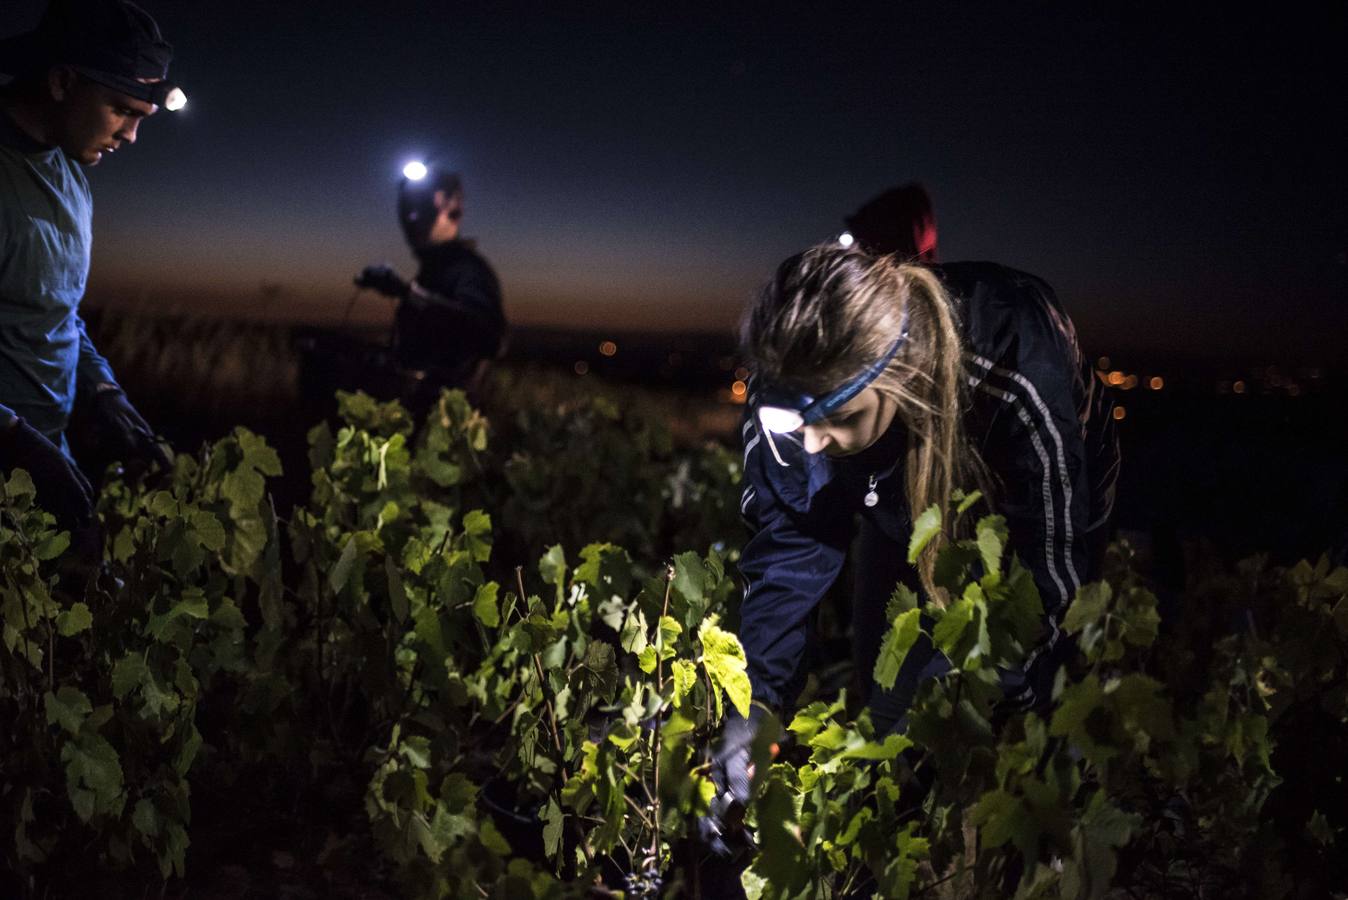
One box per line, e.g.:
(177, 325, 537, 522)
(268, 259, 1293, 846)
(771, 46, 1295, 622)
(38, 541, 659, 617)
(4, 2, 1345, 361)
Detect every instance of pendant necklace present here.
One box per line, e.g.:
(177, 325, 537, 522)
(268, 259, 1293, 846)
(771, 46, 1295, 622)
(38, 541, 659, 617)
(864, 461, 900, 508)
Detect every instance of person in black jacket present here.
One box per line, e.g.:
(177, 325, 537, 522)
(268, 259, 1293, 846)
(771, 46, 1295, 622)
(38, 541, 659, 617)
(355, 163, 505, 413)
(710, 243, 1119, 817)
(843, 182, 939, 262)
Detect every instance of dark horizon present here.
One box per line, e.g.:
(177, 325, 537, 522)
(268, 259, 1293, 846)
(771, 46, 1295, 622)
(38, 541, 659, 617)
(6, 2, 1346, 362)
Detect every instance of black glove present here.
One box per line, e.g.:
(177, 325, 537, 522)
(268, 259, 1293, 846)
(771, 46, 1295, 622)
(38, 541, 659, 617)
(354, 264, 410, 299)
(0, 419, 95, 530)
(700, 704, 773, 859)
(92, 388, 171, 471)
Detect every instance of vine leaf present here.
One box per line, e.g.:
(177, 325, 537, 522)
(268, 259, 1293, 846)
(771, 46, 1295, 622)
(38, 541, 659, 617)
(907, 504, 942, 564)
(699, 618, 752, 719)
(874, 608, 923, 691)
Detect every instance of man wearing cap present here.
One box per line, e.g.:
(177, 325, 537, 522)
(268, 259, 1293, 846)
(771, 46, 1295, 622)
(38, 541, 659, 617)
(354, 163, 505, 415)
(0, 0, 184, 532)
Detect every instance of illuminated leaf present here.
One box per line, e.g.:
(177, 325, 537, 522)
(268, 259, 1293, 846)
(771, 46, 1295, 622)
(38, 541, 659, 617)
(56, 603, 92, 637)
(907, 504, 942, 564)
(699, 618, 752, 719)
(874, 609, 923, 691)
(472, 582, 500, 628)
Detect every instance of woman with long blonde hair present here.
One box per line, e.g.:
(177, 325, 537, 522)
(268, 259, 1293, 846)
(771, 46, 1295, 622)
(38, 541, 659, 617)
(708, 243, 1118, 829)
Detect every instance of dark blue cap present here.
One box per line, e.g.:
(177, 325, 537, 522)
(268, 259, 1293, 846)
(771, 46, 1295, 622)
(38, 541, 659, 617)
(0, 0, 173, 82)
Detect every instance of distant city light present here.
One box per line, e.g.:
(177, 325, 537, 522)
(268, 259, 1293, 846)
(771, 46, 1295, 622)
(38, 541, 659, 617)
(402, 161, 428, 181)
(1122, 374, 1139, 390)
(574, 360, 589, 375)
(1107, 371, 1125, 386)
(734, 366, 750, 381)
(1288, 383, 1302, 397)
(731, 380, 748, 399)
(1233, 380, 1247, 394)
(1112, 406, 1127, 421)
(838, 231, 855, 248)
(1149, 376, 1164, 390)
(1097, 356, 1111, 370)
(599, 340, 618, 357)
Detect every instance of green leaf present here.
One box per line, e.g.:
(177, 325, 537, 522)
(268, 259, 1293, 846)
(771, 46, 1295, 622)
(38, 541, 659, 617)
(658, 615, 682, 655)
(541, 797, 564, 860)
(637, 646, 659, 674)
(971, 788, 1038, 862)
(907, 504, 942, 564)
(539, 545, 567, 602)
(874, 608, 923, 691)
(672, 551, 708, 608)
(32, 531, 70, 561)
(189, 509, 226, 552)
(932, 598, 975, 657)
(168, 592, 210, 621)
(147, 491, 178, 518)
(1050, 674, 1115, 764)
(220, 465, 265, 515)
(619, 607, 649, 655)
(46, 687, 92, 734)
(462, 509, 492, 562)
(699, 618, 752, 719)
(842, 733, 913, 761)
(386, 554, 409, 623)
(111, 654, 148, 699)
(886, 582, 920, 620)
(56, 602, 93, 637)
(955, 489, 984, 515)
(671, 659, 697, 702)
(1063, 582, 1111, 634)
(574, 543, 634, 600)
(328, 534, 359, 594)
(472, 582, 500, 628)
(975, 514, 1008, 576)
(1109, 674, 1175, 744)
(133, 798, 159, 838)
(236, 427, 282, 476)
(5, 468, 36, 499)
(478, 817, 512, 856)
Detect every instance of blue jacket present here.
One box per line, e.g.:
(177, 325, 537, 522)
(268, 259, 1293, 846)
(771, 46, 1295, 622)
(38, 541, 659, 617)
(737, 262, 1119, 710)
(0, 111, 118, 441)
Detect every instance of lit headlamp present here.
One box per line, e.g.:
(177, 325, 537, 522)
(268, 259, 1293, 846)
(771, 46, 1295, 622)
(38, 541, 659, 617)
(753, 310, 910, 435)
(72, 65, 187, 111)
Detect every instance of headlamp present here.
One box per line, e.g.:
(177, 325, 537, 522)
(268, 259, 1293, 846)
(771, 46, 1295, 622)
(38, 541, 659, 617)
(753, 309, 911, 435)
(402, 160, 429, 181)
(72, 66, 187, 111)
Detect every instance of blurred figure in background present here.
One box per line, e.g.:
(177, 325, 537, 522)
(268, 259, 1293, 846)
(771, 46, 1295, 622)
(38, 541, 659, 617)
(0, 0, 180, 537)
(844, 182, 938, 262)
(355, 162, 506, 415)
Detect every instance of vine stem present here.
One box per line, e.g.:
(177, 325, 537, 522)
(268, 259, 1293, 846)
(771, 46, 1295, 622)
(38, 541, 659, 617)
(518, 565, 565, 755)
(649, 564, 675, 861)
(533, 652, 565, 756)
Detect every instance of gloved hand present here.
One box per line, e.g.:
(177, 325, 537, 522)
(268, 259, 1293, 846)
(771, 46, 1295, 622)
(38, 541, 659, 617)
(700, 704, 774, 859)
(0, 418, 95, 530)
(354, 264, 410, 299)
(93, 387, 171, 471)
